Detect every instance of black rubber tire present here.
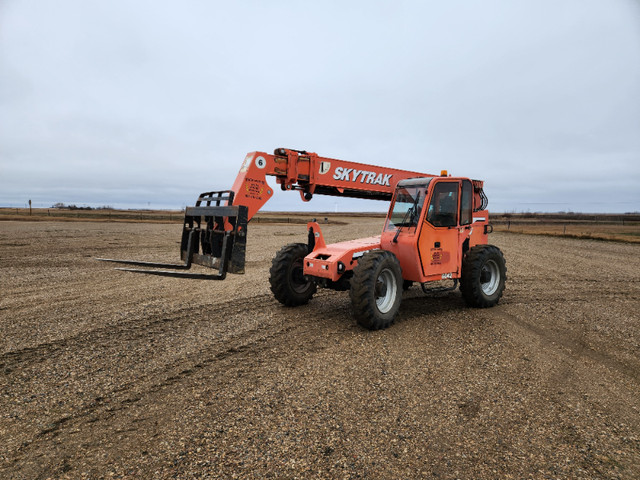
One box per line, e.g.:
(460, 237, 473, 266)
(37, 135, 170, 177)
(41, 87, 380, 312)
(460, 245, 506, 308)
(349, 250, 403, 330)
(269, 243, 317, 306)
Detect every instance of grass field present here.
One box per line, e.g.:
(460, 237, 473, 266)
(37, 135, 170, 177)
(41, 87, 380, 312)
(491, 213, 640, 243)
(2, 207, 639, 242)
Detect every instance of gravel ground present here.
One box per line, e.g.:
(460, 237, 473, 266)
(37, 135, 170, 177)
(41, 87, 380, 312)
(1, 218, 639, 479)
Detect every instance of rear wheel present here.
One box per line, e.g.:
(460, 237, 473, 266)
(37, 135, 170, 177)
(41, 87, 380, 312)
(460, 245, 506, 307)
(270, 243, 317, 306)
(349, 250, 403, 330)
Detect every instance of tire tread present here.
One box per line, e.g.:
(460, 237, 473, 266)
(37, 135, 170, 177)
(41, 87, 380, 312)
(349, 250, 402, 330)
(460, 245, 506, 308)
(269, 243, 316, 306)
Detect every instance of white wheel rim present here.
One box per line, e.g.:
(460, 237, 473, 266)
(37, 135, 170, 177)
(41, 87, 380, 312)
(376, 268, 397, 314)
(481, 259, 500, 296)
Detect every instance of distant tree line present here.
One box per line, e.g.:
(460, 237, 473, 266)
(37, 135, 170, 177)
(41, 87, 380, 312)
(51, 203, 113, 210)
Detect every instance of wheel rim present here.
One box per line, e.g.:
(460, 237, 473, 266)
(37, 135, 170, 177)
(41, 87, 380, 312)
(375, 268, 397, 314)
(289, 259, 309, 293)
(480, 259, 500, 296)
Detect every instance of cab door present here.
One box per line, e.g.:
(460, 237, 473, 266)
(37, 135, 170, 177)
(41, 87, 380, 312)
(418, 180, 461, 278)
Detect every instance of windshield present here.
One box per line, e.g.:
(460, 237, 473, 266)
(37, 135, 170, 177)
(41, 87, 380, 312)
(385, 182, 429, 231)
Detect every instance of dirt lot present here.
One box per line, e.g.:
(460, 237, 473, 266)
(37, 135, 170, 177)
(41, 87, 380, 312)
(1, 218, 639, 479)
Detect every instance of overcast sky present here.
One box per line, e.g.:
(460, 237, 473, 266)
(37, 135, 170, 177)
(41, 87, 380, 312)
(1, 0, 639, 213)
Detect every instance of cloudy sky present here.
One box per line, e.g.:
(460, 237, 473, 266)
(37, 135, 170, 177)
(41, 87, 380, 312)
(1, 0, 639, 213)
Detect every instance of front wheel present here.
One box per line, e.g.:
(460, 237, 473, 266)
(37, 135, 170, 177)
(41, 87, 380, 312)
(460, 245, 506, 308)
(349, 250, 403, 330)
(269, 243, 317, 306)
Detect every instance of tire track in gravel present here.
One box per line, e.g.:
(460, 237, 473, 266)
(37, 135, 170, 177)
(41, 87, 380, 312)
(490, 307, 640, 435)
(1, 291, 281, 460)
(496, 308, 639, 383)
(1, 291, 346, 462)
(3, 331, 283, 474)
(0, 287, 341, 372)
(2, 294, 349, 477)
(0, 292, 276, 369)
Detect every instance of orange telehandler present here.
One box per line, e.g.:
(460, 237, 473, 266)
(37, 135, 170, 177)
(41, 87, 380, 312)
(98, 148, 506, 329)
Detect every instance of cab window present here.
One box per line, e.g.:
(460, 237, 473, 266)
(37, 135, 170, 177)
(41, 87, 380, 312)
(386, 184, 427, 231)
(460, 180, 473, 225)
(426, 182, 458, 227)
